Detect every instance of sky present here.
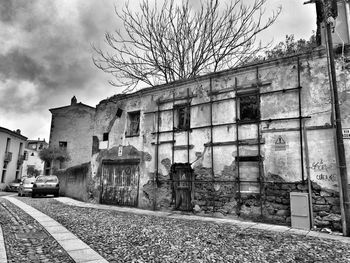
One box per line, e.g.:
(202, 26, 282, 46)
(0, 0, 316, 141)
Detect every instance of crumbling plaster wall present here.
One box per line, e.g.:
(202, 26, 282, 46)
(90, 50, 350, 229)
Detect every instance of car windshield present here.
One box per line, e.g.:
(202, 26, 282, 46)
(36, 176, 58, 183)
(23, 178, 36, 184)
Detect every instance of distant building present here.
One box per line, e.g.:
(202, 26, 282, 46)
(48, 96, 95, 173)
(0, 127, 27, 190)
(22, 138, 48, 177)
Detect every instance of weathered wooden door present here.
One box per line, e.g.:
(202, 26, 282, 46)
(171, 163, 193, 211)
(101, 160, 140, 207)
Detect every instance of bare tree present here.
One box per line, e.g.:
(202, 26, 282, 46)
(93, 0, 281, 93)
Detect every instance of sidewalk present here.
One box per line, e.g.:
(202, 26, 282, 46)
(2, 196, 108, 263)
(56, 197, 350, 244)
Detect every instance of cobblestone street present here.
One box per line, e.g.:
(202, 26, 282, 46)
(0, 198, 73, 263)
(1, 195, 349, 263)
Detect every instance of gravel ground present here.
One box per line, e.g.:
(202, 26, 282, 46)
(18, 196, 350, 263)
(0, 198, 74, 263)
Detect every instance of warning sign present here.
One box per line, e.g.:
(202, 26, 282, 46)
(343, 128, 350, 139)
(275, 136, 286, 151)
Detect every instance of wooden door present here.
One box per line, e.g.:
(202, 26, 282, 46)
(171, 163, 193, 211)
(101, 160, 140, 207)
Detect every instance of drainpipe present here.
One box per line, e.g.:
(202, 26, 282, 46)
(325, 20, 350, 237)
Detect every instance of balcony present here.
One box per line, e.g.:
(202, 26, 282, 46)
(4, 152, 12, 162)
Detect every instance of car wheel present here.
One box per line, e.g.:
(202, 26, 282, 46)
(32, 192, 36, 198)
(18, 192, 20, 196)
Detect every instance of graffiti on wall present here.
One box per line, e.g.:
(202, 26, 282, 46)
(309, 159, 337, 182)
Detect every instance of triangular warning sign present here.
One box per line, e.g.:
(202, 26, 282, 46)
(275, 136, 285, 145)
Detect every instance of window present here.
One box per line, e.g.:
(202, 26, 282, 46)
(1, 170, 6, 183)
(3, 162, 8, 169)
(238, 93, 259, 121)
(19, 142, 23, 155)
(127, 111, 140, 136)
(23, 151, 28, 160)
(59, 141, 67, 148)
(103, 132, 109, 141)
(15, 171, 19, 180)
(5, 138, 11, 152)
(31, 152, 35, 156)
(175, 104, 190, 131)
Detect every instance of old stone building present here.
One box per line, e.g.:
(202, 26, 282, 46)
(48, 96, 95, 172)
(88, 47, 349, 230)
(48, 1, 350, 231)
(49, 46, 350, 231)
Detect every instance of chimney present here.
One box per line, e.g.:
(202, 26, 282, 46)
(16, 129, 21, 134)
(71, 96, 77, 105)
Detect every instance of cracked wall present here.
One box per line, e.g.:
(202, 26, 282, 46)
(87, 48, 350, 230)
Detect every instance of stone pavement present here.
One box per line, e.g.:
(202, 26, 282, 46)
(56, 196, 350, 244)
(1, 196, 108, 263)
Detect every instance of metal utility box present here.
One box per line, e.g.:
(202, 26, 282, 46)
(290, 192, 311, 230)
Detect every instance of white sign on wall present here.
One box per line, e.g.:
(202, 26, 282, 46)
(118, 146, 123, 156)
(343, 128, 350, 139)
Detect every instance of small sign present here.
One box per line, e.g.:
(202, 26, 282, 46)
(343, 128, 350, 139)
(118, 146, 123, 156)
(275, 136, 286, 151)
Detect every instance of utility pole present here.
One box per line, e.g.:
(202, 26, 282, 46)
(323, 0, 350, 237)
(305, 0, 350, 236)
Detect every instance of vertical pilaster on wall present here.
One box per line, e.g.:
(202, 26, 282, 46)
(297, 57, 305, 183)
(154, 103, 160, 211)
(209, 78, 215, 211)
(234, 77, 241, 214)
(256, 66, 263, 218)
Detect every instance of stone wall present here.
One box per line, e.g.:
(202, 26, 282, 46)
(56, 162, 94, 202)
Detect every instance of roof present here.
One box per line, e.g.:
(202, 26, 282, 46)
(27, 140, 48, 144)
(49, 102, 95, 112)
(0, 126, 27, 140)
(98, 46, 331, 106)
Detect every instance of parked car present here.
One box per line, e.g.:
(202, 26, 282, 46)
(18, 177, 36, 196)
(32, 175, 60, 198)
(7, 179, 21, 192)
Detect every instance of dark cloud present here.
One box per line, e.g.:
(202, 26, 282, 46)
(0, 0, 116, 109)
(0, 0, 14, 23)
(0, 0, 315, 140)
(0, 49, 44, 81)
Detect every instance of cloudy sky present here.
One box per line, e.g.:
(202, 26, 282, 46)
(0, 0, 316, 141)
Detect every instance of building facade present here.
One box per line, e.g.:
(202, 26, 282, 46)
(48, 96, 95, 172)
(0, 127, 27, 190)
(49, 46, 350, 231)
(21, 139, 49, 177)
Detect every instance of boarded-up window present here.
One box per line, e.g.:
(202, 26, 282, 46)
(127, 111, 140, 136)
(239, 94, 259, 121)
(175, 104, 190, 131)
